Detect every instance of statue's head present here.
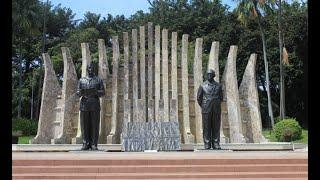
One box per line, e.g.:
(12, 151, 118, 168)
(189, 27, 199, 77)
(206, 69, 216, 82)
(87, 63, 95, 77)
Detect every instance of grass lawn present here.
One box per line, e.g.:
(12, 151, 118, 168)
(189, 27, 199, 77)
(18, 136, 34, 144)
(262, 129, 308, 144)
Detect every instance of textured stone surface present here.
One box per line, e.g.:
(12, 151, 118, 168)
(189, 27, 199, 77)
(98, 39, 109, 144)
(239, 54, 267, 143)
(207, 41, 226, 143)
(171, 32, 178, 121)
(193, 38, 203, 143)
(31, 53, 61, 144)
(51, 47, 79, 144)
(181, 34, 195, 144)
(132, 29, 139, 121)
(122, 121, 181, 151)
(170, 99, 178, 121)
(123, 32, 130, 100)
(147, 22, 154, 121)
(107, 36, 119, 144)
(139, 26, 147, 122)
(154, 25, 161, 121)
(148, 99, 155, 122)
(222, 46, 245, 143)
(72, 43, 93, 144)
(208, 41, 220, 82)
(162, 29, 169, 122)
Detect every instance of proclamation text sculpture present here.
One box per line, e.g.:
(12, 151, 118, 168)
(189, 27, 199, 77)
(197, 69, 223, 149)
(76, 63, 105, 150)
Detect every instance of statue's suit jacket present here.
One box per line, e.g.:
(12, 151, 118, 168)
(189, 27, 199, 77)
(197, 80, 223, 114)
(76, 76, 105, 111)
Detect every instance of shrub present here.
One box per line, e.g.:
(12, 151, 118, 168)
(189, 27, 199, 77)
(274, 116, 292, 124)
(12, 118, 38, 136)
(273, 119, 302, 142)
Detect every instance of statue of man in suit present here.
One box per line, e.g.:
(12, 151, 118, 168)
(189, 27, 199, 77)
(197, 69, 223, 150)
(76, 63, 105, 150)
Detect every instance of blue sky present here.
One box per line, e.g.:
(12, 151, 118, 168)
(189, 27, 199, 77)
(42, 0, 237, 20)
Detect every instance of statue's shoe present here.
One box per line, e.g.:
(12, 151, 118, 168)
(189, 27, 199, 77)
(213, 143, 221, 150)
(91, 145, 98, 151)
(81, 144, 90, 150)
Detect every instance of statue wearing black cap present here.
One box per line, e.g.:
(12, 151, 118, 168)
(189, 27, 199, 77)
(76, 63, 105, 150)
(197, 69, 223, 150)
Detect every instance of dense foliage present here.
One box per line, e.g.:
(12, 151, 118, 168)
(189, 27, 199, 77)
(273, 118, 302, 142)
(12, 0, 308, 128)
(12, 118, 38, 136)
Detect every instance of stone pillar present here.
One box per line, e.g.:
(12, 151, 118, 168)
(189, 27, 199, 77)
(137, 99, 145, 122)
(140, 26, 146, 122)
(132, 29, 139, 121)
(162, 29, 169, 122)
(147, 22, 154, 121)
(98, 39, 109, 144)
(207, 41, 226, 143)
(107, 36, 120, 144)
(154, 25, 161, 121)
(239, 54, 267, 143)
(193, 38, 203, 143)
(30, 53, 61, 144)
(72, 43, 92, 144)
(170, 99, 178, 121)
(123, 32, 130, 111)
(171, 32, 178, 121)
(222, 46, 245, 143)
(181, 34, 195, 144)
(51, 47, 78, 144)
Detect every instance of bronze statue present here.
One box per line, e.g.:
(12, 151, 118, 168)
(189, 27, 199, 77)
(197, 69, 222, 150)
(76, 63, 105, 150)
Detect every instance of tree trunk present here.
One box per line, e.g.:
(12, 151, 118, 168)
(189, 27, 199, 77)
(278, 0, 285, 119)
(255, 6, 275, 128)
(30, 69, 34, 120)
(17, 40, 23, 119)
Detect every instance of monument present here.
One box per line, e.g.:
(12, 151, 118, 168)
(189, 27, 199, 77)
(30, 22, 267, 149)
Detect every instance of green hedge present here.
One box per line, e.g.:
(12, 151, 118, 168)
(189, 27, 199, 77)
(273, 119, 302, 142)
(12, 118, 38, 136)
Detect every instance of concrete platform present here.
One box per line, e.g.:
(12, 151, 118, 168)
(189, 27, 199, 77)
(12, 143, 308, 152)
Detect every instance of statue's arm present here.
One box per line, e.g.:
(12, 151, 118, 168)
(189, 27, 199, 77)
(76, 79, 83, 97)
(219, 85, 223, 101)
(97, 78, 105, 97)
(197, 85, 203, 107)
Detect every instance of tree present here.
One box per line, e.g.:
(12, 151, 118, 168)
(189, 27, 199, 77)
(234, 0, 275, 128)
(12, 0, 41, 118)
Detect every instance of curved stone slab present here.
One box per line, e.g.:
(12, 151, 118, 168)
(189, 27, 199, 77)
(51, 47, 79, 144)
(239, 54, 267, 143)
(30, 53, 61, 144)
(222, 46, 245, 143)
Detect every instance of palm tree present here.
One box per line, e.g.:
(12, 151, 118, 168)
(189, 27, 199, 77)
(234, 0, 275, 128)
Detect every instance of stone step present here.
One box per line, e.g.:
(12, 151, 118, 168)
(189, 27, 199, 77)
(12, 171, 308, 179)
(13, 164, 307, 174)
(13, 159, 307, 166)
